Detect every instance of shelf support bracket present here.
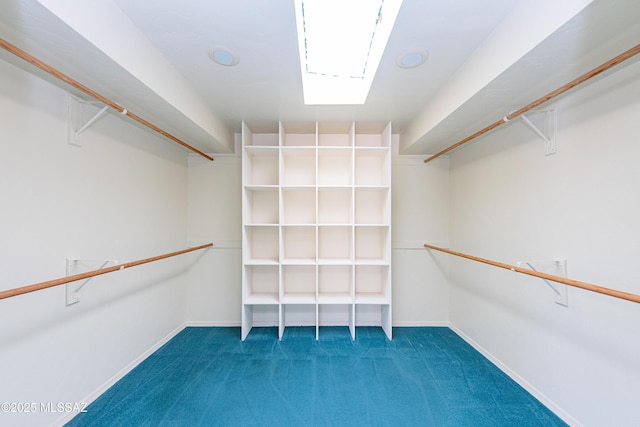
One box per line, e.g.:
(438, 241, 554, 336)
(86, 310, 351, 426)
(65, 258, 118, 306)
(517, 259, 568, 307)
(75, 105, 109, 138)
(519, 108, 557, 155)
(67, 96, 110, 147)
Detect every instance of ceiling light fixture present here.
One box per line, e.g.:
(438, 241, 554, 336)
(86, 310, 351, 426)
(397, 49, 428, 69)
(295, 0, 403, 105)
(208, 46, 239, 66)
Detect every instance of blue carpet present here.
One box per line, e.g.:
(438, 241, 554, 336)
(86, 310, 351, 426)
(66, 327, 566, 426)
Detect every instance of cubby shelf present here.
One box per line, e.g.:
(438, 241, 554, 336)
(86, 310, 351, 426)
(241, 121, 392, 341)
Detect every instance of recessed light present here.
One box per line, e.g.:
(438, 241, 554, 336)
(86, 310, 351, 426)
(208, 47, 239, 66)
(397, 50, 428, 69)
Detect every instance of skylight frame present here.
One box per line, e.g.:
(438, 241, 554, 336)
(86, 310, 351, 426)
(294, 0, 403, 105)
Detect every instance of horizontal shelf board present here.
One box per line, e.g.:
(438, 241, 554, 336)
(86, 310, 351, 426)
(353, 185, 389, 189)
(244, 293, 279, 304)
(318, 223, 352, 227)
(354, 259, 389, 265)
(354, 223, 390, 227)
(318, 293, 353, 304)
(317, 184, 353, 189)
(245, 258, 279, 265)
(281, 258, 317, 265)
(354, 293, 390, 304)
(281, 146, 316, 151)
(318, 258, 352, 265)
(354, 146, 389, 151)
(281, 294, 316, 304)
(318, 146, 352, 150)
(244, 185, 279, 191)
(244, 224, 279, 228)
(244, 145, 279, 152)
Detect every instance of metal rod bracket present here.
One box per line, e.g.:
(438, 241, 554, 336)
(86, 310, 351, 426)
(67, 96, 109, 147)
(65, 258, 118, 306)
(519, 108, 557, 155)
(517, 259, 568, 307)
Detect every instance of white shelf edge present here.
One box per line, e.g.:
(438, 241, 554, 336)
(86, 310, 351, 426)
(318, 293, 353, 304)
(354, 293, 390, 304)
(281, 294, 317, 304)
(318, 258, 352, 265)
(244, 258, 279, 265)
(281, 258, 317, 265)
(244, 293, 279, 305)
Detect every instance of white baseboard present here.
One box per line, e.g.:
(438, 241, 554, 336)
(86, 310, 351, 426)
(393, 320, 449, 327)
(186, 320, 241, 327)
(448, 323, 581, 427)
(51, 322, 188, 427)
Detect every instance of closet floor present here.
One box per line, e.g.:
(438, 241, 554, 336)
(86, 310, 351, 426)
(66, 326, 565, 426)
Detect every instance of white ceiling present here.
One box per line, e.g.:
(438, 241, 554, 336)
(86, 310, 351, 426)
(0, 0, 638, 154)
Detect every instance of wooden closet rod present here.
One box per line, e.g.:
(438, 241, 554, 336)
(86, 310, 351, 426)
(0, 37, 214, 161)
(0, 243, 213, 301)
(424, 43, 640, 163)
(424, 244, 640, 304)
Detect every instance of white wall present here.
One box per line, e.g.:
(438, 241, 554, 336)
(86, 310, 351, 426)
(187, 146, 242, 324)
(391, 147, 450, 325)
(0, 59, 191, 426)
(449, 61, 640, 426)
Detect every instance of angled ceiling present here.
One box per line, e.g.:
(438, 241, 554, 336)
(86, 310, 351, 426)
(0, 0, 638, 155)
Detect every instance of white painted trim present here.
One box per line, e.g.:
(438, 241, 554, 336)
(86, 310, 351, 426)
(448, 323, 582, 427)
(187, 321, 241, 327)
(393, 320, 449, 327)
(51, 322, 188, 427)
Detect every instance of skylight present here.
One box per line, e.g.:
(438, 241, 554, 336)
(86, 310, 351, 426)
(295, 0, 403, 105)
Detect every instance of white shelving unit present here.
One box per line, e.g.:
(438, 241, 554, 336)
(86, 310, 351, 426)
(241, 121, 392, 340)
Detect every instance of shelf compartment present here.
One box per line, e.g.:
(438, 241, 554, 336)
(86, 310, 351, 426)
(318, 304, 352, 326)
(318, 133, 350, 147)
(244, 225, 279, 264)
(318, 226, 352, 263)
(354, 133, 387, 147)
(354, 304, 391, 340)
(282, 187, 316, 224)
(282, 304, 316, 327)
(282, 265, 316, 304)
(282, 225, 316, 263)
(243, 122, 279, 147)
(318, 188, 352, 224)
(242, 305, 279, 339)
(318, 265, 352, 303)
(246, 133, 279, 147)
(317, 122, 353, 146)
(244, 147, 279, 186)
(282, 122, 316, 146)
(354, 149, 389, 186)
(282, 148, 316, 186)
(355, 265, 390, 303)
(354, 226, 390, 263)
(354, 188, 390, 225)
(244, 187, 279, 224)
(243, 265, 279, 304)
(318, 148, 353, 186)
